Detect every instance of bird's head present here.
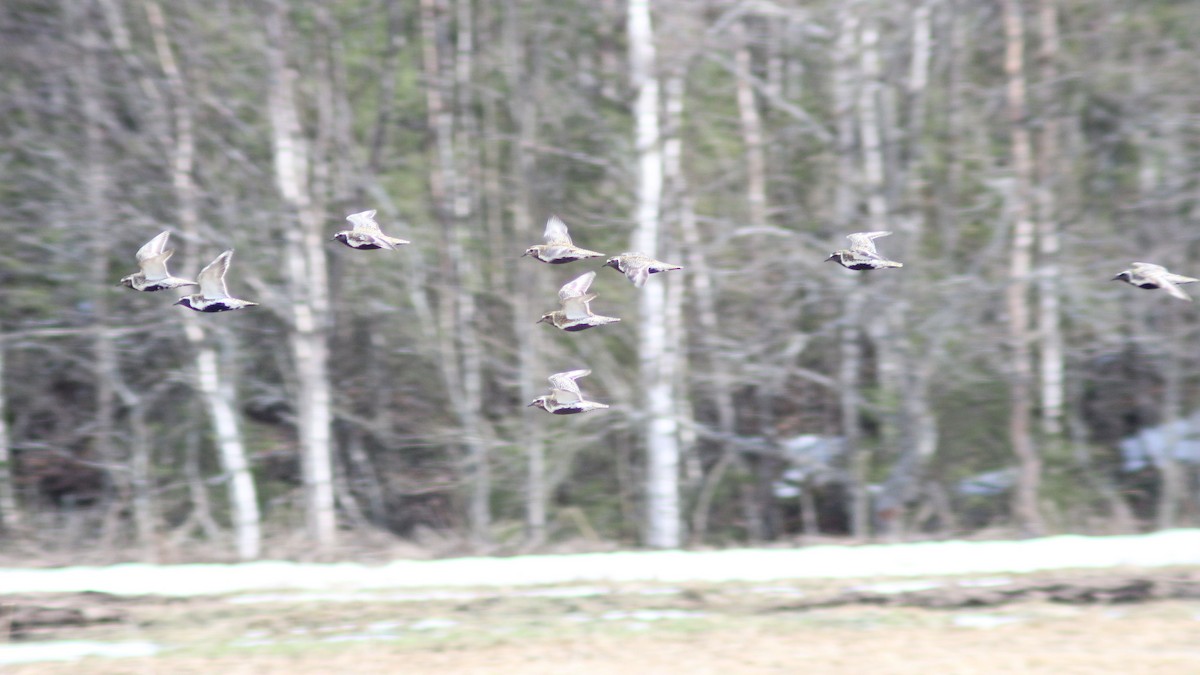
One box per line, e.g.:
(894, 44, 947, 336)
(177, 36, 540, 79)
(527, 396, 549, 410)
(602, 257, 621, 270)
(536, 313, 555, 325)
(173, 297, 194, 309)
(118, 274, 135, 288)
(1112, 271, 1130, 282)
(522, 246, 540, 259)
(332, 232, 348, 244)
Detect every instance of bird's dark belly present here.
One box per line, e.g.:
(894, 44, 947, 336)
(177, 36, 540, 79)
(201, 303, 236, 313)
(562, 324, 592, 332)
(1137, 282, 1160, 290)
(552, 408, 584, 415)
(348, 241, 385, 250)
(547, 258, 575, 264)
(847, 262, 876, 270)
(141, 283, 172, 292)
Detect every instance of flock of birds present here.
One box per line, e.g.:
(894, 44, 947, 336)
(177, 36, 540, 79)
(520, 215, 683, 414)
(118, 213, 1198, 414)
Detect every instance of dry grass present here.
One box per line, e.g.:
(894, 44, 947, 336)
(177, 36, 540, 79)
(5, 577, 1200, 674)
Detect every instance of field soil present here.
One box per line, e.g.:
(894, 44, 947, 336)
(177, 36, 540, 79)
(3, 569, 1200, 674)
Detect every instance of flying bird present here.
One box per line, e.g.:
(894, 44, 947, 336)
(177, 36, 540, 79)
(825, 231, 903, 270)
(118, 231, 198, 292)
(528, 369, 609, 415)
(522, 215, 605, 264)
(332, 210, 410, 250)
(1113, 262, 1198, 301)
(174, 250, 259, 312)
(602, 252, 682, 287)
(537, 271, 621, 332)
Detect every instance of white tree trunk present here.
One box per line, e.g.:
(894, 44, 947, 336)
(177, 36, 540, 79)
(266, 5, 337, 549)
(502, 0, 547, 546)
(145, 0, 262, 561)
(1002, 0, 1045, 536)
(628, 0, 679, 549)
(1035, 0, 1064, 438)
(0, 347, 18, 533)
(733, 22, 767, 228)
(196, 339, 261, 559)
(833, 4, 869, 539)
(857, 16, 888, 229)
(665, 71, 732, 544)
(856, 13, 901, 537)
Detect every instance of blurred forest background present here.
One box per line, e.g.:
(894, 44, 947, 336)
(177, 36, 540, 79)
(1, 0, 1198, 563)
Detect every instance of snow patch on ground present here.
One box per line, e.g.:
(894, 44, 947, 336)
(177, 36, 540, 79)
(0, 641, 159, 665)
(0, 530, 1196, 598)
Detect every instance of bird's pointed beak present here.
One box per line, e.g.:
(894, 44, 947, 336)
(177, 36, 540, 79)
(526, 401, 537, 407)
(172, 299, 184, 306)
(824, 254, 837, 262)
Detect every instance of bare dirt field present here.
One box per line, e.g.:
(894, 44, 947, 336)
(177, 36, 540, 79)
(5, 570, 1200, 674)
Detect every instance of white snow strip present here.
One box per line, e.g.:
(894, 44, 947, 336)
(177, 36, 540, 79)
(952, 614, 1024, 629)
(0, 640, 160, 665)
(0, 530, 1196, 598)
(850, 580, 944, 594)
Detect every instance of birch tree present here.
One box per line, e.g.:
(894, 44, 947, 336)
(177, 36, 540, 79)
(502, 0, 548, 546)
(1035, 0, 1064, 440)
(265, 2, 337, 549)
(0, 347, 17, 533)
(628, 0, 680, 548)
(145, 0, 261, 560)
(831, 4, 871, 538)
(1002, 0, 1044, 535)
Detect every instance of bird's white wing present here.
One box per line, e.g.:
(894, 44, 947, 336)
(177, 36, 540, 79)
(558, 271, 596, 302)
(548, 369, 589, 403)
(846, 231, 892, 254)
(138, 249, 174, 281)
(543, 215, 574, 246)
(197, 250, 233, 299)
(1165, 272, 1199, 285)
(136, 231, 171, 262)
(1130, 262, 1166, 274)
(1134, 264, 1192, 300)
(1161, 279, 1193, 301)
(561, 294, 596, 320)
(346, 210, 381, 233)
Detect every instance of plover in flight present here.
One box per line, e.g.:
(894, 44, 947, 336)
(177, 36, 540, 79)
(537, 271, 621, 332)
(174, 250, 259, 312)
(528, 369, 609, 415)
(825, 231, 903, 270)
(118, 231, 198, 292)
(602, 252, 682, 287)
(1113, 262, 1198, 301)
(332, 210, 410, 250)
(522, 215, 605, 264)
